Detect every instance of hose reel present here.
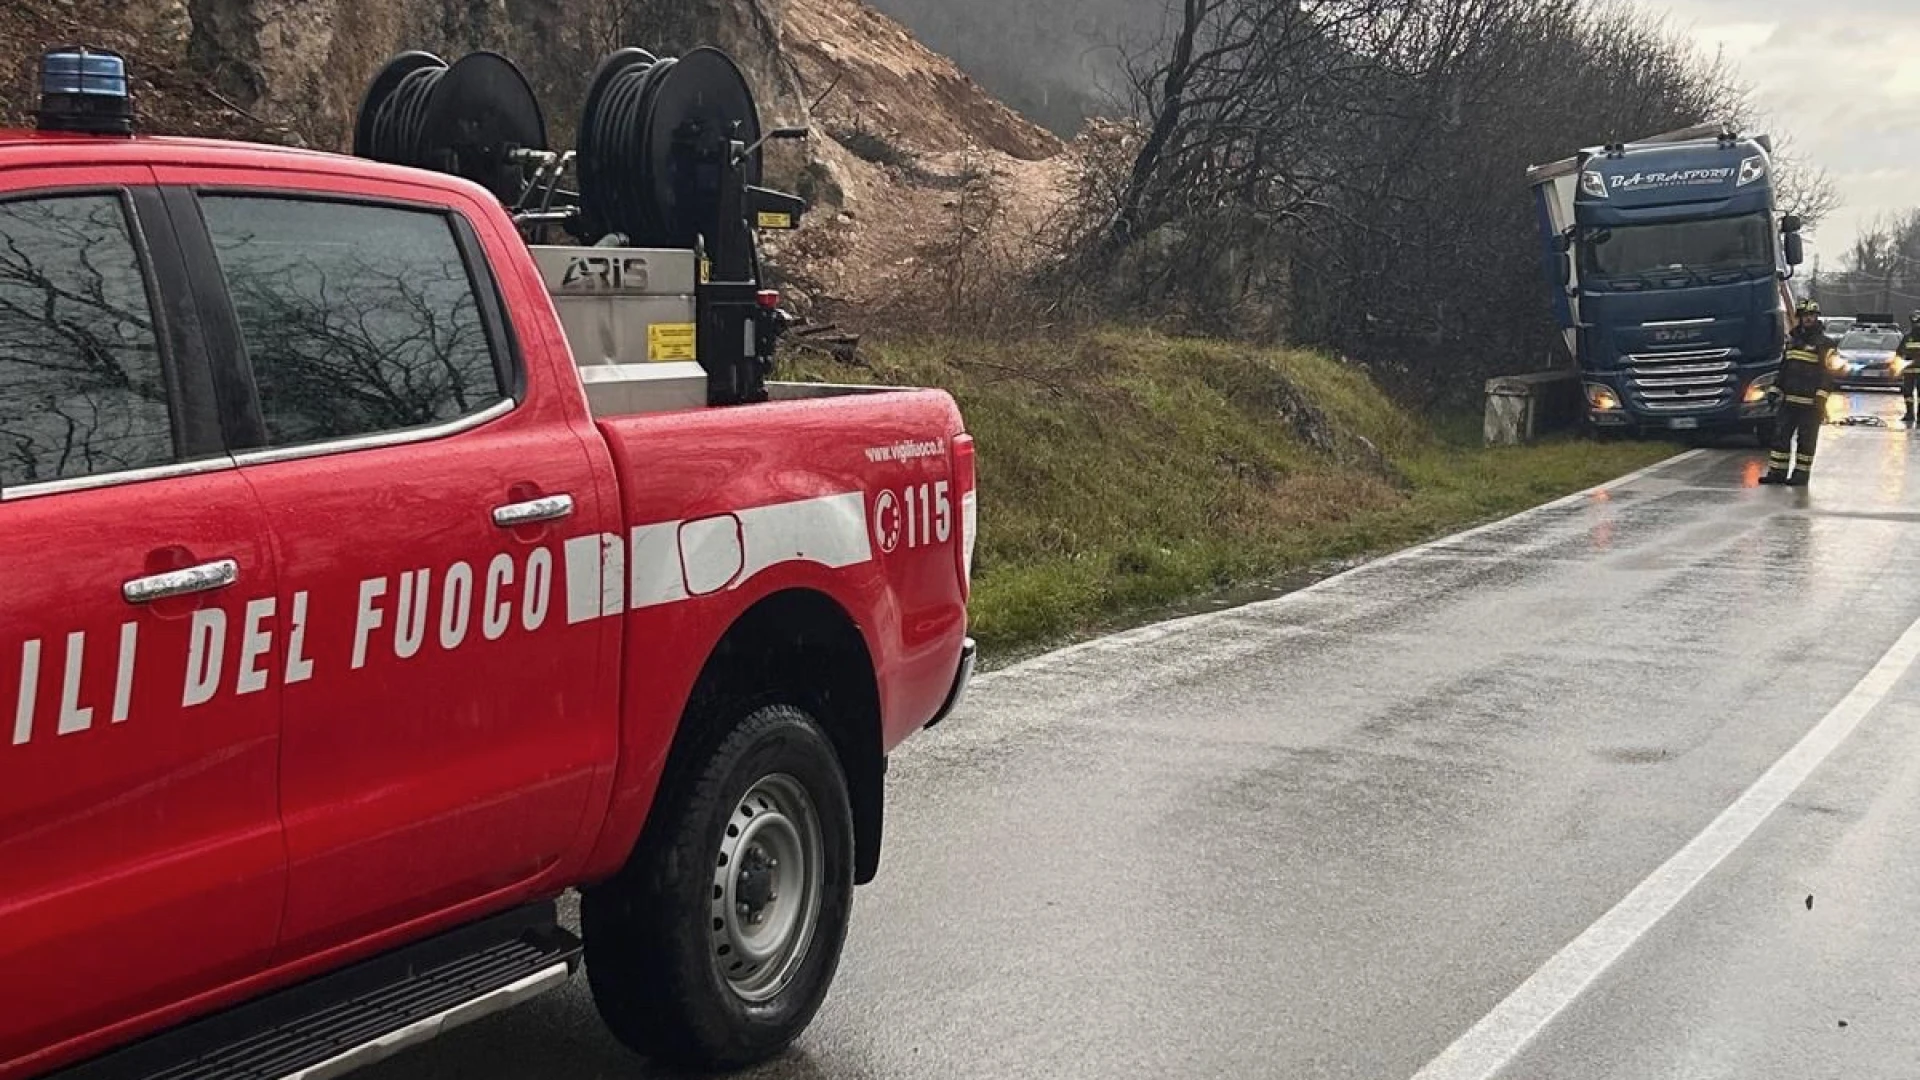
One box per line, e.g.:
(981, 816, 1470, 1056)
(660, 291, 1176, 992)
(353, 50, 547, 205)
(577, 46, 766, 249)
(354, 45, 798, 253)
(352, 44, 808, 407)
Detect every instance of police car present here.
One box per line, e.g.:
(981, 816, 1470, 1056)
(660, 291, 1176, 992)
(1833, 322, 1907, 390)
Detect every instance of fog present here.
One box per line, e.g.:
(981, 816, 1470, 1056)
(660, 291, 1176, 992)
(863, 0, 1166, 134)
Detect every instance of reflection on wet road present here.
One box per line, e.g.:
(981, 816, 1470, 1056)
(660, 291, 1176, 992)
(365, 391, 1920, 1079)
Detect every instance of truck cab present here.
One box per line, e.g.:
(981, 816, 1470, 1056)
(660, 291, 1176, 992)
(1530, 125, 1805, 437)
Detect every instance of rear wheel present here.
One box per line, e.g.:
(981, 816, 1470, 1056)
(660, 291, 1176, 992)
(582, 703, 855, 1070)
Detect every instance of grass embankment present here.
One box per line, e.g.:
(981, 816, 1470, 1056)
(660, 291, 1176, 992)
(783, 330, 1672, 655)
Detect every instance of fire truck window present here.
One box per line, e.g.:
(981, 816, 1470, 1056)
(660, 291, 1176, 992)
(0, 194, 175, 489)
(200, 196, 505, 447)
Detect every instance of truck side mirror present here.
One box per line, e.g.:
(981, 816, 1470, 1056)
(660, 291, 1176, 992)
(1553, 251, 1572, 288)
(1784, 231, 1805, 267)
(1781, 214, 1803, 234)
(1551, 233, 1571, 254)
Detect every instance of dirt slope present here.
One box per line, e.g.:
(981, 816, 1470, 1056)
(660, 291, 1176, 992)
(779, 0, 1058, 161)
(761, 0, 1083, 312)
(0, 0, 1081, 316)
(0, 0, 291, 141)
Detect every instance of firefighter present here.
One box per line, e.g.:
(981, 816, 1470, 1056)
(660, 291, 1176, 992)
(1762, 299, 1839, 486)
(1900, 311, 1920, 424)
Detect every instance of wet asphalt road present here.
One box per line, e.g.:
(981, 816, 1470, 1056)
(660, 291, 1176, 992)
(363, 391, 1920, 1080)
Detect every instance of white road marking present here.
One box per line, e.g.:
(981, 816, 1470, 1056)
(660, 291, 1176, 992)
(1410, 603, 1920, 1080)
(972, 448, 1709, 689)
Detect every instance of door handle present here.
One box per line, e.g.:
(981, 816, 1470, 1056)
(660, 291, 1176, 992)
(123, 559, 239, 605)
(492, 493, 575, 529)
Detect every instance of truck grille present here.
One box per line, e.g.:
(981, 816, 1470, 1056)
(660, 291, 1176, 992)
(1625, 348, 1737, 412)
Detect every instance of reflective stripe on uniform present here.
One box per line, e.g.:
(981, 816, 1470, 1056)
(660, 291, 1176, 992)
(1784, 394, 1817, 405)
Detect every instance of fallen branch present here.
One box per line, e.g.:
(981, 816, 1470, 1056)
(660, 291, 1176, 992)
(201, 84, 263, 123)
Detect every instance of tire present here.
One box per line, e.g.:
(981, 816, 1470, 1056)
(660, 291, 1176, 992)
(582, 704, 855, 1070)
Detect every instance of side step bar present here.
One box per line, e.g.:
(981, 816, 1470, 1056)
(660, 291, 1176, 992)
(56, 901, 581, 1080)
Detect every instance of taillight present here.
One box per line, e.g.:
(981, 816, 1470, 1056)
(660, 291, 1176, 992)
(951, 433, 976, 599)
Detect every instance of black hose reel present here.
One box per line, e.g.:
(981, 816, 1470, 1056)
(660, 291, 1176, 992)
(579, 47, 764, 253)
(353, 45, 809, 405)
(355, 46, 802, 256)
(352, 50, 547, 206)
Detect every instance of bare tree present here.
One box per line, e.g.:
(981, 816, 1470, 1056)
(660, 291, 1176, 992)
(1069, 0, 1776, 406)
(1757, 132, 1840, 232)
(1814, 210, 1920, 316)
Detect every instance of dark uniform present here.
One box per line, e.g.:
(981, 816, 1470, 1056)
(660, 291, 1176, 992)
(1900, 316, 1920, 423)
(1763, 307, 1836, 486)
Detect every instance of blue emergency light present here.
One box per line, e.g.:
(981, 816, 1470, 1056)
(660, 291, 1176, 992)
(36, 48, 134, 135)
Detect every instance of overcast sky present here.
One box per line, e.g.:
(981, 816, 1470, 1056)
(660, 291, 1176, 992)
(1650, 0, 1915, 267)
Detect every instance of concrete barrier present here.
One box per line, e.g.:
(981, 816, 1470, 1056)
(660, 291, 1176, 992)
(1483, 369, 1582, 445)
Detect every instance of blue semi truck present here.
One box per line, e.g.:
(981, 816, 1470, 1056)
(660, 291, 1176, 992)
(1528, 123, 1806, 438)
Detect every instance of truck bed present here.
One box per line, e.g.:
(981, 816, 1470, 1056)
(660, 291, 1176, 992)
(592, 385, 971, 750)
(576, 361, 908, 417)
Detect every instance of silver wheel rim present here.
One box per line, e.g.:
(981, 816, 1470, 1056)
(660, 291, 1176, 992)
(711, 773, 823, 1002)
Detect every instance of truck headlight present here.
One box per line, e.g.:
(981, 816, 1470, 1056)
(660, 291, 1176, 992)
(1743, 374, 1776, 404)
(1585, 382, 1622, 411)
(1894, 355, 1908, 376)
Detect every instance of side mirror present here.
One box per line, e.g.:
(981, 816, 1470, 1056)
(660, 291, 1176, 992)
(1784, 231, 1805, 267)
(1551, 233, 1571, 255)
(1781, 214, 1803, 234)
(1553, 251, 1573, 289)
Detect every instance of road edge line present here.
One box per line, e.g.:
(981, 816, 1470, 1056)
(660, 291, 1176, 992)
(1408, 602, 1920, 1080)
(973, 447, 1708, 687)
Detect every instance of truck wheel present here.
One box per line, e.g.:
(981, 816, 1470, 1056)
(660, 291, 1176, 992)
(582, 704, 854, 1070)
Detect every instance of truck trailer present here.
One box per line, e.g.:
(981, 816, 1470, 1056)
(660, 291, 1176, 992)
(1528, 123, 1806, 438)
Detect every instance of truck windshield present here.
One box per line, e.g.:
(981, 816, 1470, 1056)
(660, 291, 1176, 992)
(1582, 214, 1774, 286)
